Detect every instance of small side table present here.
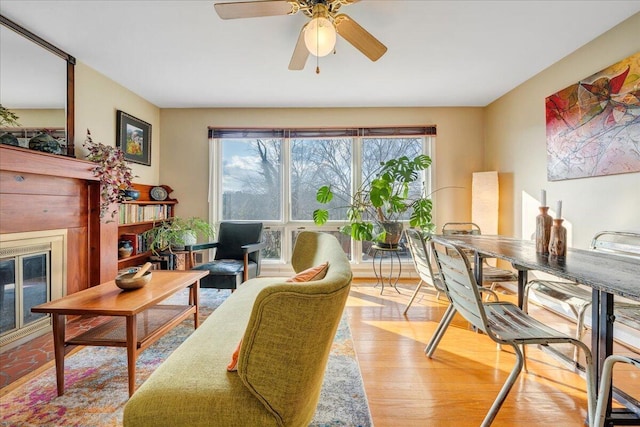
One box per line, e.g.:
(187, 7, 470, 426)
(371, 244, 402, 295)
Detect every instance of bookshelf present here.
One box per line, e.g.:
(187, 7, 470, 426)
(117, 183, 177, 270)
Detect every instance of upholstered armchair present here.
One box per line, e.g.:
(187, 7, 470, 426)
(187, 222, 266, 290)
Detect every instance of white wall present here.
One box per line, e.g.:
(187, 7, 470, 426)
(485, 13, 640, 249)
(74, 62, 161, 186)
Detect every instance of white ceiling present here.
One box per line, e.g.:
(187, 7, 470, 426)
(1, 0, 639, 109)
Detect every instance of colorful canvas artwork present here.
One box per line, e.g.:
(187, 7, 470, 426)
(545, 52, 640, 181)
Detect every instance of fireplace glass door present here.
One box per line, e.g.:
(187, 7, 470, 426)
(1, 252, 49, 337)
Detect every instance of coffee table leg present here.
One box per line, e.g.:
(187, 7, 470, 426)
(126, 315, 138, 397)
(52, 313, 66, 396)
(192, 281, 200, 329)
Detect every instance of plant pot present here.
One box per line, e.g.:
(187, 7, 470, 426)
(171, 231, 197, 251)
(181, 231, 197, 246)
(377, 221, 404, 249)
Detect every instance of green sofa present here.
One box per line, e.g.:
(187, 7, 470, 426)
(123, 231, 353, 426)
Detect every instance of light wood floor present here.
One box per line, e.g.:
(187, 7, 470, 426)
(345, 279, 639, 427)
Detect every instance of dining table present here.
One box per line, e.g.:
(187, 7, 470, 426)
(439, 234, 640, 425)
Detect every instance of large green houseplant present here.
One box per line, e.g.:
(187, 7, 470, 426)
(313, 154, 436, 246)
(143, 216, 215, 255)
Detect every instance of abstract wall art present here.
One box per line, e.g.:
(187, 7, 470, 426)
(545, 52, 640, 181)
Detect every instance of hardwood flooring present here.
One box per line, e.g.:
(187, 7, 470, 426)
(1, 278, 637, 426)
(346, 279, 639, 427)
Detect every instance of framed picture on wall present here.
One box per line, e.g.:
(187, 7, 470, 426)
(116, 110, 151, 166)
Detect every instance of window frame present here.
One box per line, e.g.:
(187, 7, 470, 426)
(208, 127, 436, 271)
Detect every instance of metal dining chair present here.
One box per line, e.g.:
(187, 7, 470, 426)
(402, 229, 446, 314)
(441, 222, 517, 285)
(593, 355, 640, 427)
(429, 236, 596, 427)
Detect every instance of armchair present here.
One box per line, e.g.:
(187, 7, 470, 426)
(187, 222, 266, 290)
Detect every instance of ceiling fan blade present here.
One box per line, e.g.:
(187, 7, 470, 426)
(334, 13, 387, 62)
(214, 0, 297, 20)
(289, 23, 309, 70)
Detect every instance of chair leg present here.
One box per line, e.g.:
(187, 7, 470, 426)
(522, 283, 532, 314)
(403, 280, 424, 315)
(593, 356, 640, 427)
(573, 304, 590, 364)
(573, 340, 596, 426)
(425, 304, 456, 358)
(481, 343, 524, 427)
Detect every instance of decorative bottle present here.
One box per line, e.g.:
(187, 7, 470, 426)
(535, 206, 553, 254)
(548, 219, 567, 258)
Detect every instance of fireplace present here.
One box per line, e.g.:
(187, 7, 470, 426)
(0, 229, 66, 350)
(0, 145, 118, 351)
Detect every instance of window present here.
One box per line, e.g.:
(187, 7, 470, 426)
(291, 138, 352, 222)
(210, 127, 435, 268)
(220, 138, 282, 221)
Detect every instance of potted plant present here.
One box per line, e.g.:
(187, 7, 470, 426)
(0, 104, 20, 126)
(83, 129, 134, 221)
(143, 216, 215, 255)
(313, 154, 436, 247)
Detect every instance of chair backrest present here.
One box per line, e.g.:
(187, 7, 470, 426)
(404, 229, 445, 293)
(429, 237, 490, 334)
(591, 231, 640, 259)
(441, 222, 482, 260)
(442, 222, 482, 235)
(239, 231, 352, 425)
(215, 222, 263, 265)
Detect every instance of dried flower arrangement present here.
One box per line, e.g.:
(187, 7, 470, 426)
(83, 129, 134, 220)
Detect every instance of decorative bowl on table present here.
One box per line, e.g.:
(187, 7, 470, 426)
(115, 271, 152, 290)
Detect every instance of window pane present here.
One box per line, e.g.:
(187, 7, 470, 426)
(290, 138, 352, 221)
(221, 139, 282, 220)
(362, 138, 424, 222)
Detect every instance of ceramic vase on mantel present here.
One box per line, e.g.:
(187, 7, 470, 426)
(548, 219, 567, 258)
(535, 206, 553, 254)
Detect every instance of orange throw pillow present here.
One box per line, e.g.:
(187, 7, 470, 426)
(227, 339, 242, 372)
(286, 261, 329, 283)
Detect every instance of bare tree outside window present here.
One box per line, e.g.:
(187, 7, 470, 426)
(290, 138, 352, 221)
(221, 138, 282, 221)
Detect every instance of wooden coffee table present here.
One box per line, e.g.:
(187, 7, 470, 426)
(31, 270, 208, 397)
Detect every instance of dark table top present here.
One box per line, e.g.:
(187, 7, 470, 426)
(435, 234, 640, 301)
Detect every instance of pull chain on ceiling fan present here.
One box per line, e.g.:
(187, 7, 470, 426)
(213, 0, 387, 72)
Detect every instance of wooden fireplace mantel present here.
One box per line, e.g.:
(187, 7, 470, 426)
(0, 144, 96, 180)
(0, 144, 118, 293)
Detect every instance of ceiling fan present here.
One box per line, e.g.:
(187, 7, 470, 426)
(214, 0, 387, 72)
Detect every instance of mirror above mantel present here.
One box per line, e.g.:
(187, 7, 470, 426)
(0, 14, 75, 157)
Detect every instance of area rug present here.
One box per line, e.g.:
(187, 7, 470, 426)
(0, 288, 372, 427)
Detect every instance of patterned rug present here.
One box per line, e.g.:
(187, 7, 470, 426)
(0, 289, 372, 427)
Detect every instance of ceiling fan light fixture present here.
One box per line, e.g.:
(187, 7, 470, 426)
(304, 16, 336, 57)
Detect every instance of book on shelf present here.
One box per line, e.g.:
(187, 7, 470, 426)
(118, 203, 172, 225)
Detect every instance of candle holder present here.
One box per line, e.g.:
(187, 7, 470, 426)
(535, 206, 553, 254)
(548, 218, 567, 258)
